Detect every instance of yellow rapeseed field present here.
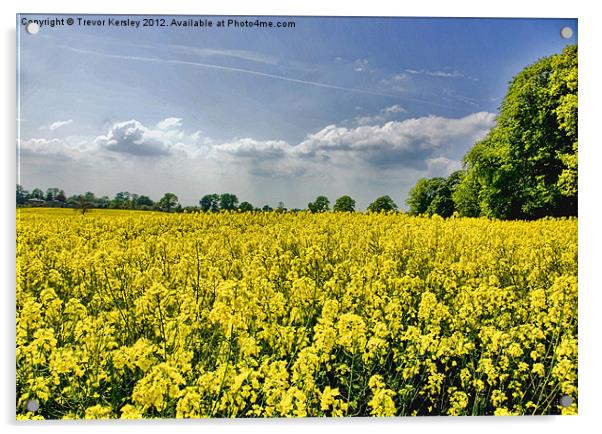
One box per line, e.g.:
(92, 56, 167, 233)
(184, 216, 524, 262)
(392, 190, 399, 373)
(16, 208, 577, 418)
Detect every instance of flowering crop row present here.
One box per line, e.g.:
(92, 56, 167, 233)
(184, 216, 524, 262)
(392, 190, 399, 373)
(16, 209, 577, 418)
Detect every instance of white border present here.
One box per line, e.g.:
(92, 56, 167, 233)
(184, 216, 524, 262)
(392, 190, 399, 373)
(3, 1, 600, 434)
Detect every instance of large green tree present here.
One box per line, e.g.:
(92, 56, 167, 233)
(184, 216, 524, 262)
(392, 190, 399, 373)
(134, 195, 154, 209)
(308, 196, 330, 213)
(219, 193, 239, 211)
(238, 201, 254, 212)
(333, 195, 356, 212)
(451, 171, 481, 218)
(367, 195, 398, 213)
(16, 185, 28, 205)
(199, 194, 220, 212)
(69, 195, 93, 215)
(30, 188, 44, 200)
(459, 44, 577, 219)
(406, 172, 462, 217)
(158, 193, 179, 212)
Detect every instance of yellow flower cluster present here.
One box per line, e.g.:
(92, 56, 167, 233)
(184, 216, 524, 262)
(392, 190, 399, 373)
(16, 209, 577, 418)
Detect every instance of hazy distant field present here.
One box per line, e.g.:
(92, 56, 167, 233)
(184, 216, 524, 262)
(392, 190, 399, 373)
(16, 208, 577, 418)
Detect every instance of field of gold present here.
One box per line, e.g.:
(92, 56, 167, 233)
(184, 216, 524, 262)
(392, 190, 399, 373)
(16, 208, 577, 418)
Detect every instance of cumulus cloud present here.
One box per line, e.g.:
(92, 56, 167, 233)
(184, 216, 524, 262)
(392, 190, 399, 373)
(19, 111, 499, 210)
(23, 112, 495, 182)
(20, 138, 69, 155)
(214, 138, 290, 159)
(295, 111, 496, 168)
(157, 117, 183, 130)
(93, 118, 208, 157)
(382, 104, 406, 115)
(355, 104, 408, 125)
(48, 119, 73, 131)
(209, 111, 495, 173)
(94, 120, 171, 156)
(18, 137, 93, 164)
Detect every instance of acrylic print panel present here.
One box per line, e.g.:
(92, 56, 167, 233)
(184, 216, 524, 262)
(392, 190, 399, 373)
(16, 14, 578, 419)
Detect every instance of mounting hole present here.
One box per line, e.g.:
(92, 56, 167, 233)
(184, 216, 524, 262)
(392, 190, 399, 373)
(560, 26, 573, 39)
(559, 395, 573, 407)
(25, 22, 40, 35)
(26, 399, 40, 412)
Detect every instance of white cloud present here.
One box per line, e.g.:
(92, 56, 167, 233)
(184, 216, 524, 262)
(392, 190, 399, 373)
(105, 112, 491, 172)
(23, 112, 495, 184)
(353, 58, 370, 72)
(20, 138, 68, 155)
(18, 137, 88, 163)
(48, 119, 73, 131)
(383, 104, 407, 115)
(94, 119, 207, 157)
(167, 45, 279, 65)
(426, 156, 463, 176)
(354, 104, 408, 126)
(20, 112, 498, 209)
(405, 68, 464, 78)
(295, 111, 496, 168)
(214, 138, 290, 159)
(157, 117, 183, 130)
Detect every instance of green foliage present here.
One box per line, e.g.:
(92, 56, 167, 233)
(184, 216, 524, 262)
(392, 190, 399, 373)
(199, 193, 240, 212)
(45, 188, 59, 201)
(30, 188, 44, 200)
(135, 195, 154, 208)
(308, 196, 330, 213)
(110, 192, 132, 209)
(158, 193, 179, 212)
(276, 201, 287, 213)
(451, 171, 482, 218)
(16, 185, 28, 205)
(333, 195, 356, 212)
(458, 45, 577, 219)
(69, 195, 93, 215)
(557, 142, 578, 197)
(199, 194, 220, 212)
(238, 201, 254, 212)
(219, 193, 239, 211)
(406, 172, 462, 218)
(367, 195, 398, 213)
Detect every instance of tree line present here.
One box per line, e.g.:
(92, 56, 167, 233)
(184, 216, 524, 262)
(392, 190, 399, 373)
(17, 187, 181, 213)
(406, 45, 577, 220)
(16, 186, 402, 214)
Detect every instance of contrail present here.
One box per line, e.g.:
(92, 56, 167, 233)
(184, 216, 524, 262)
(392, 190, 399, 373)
(56, 44, 458, 109)
(58, 45, 395, 98)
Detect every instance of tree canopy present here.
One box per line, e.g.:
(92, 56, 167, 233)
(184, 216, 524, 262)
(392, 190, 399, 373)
(367, 195, 398, 213)
(406, 44, 577, 220)
(308, 196, 330, 213)
(406, 172, 462, 218)
(333, 195, 356, 212)
(199, 194, 220, 212)
(219, 193, 239, 211)
(158, 193, 179, 212)
(238, 201, 254, 212)
(461, 44, 577, 219)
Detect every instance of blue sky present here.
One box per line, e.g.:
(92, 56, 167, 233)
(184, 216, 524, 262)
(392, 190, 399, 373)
(17, 15, 577, 209)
